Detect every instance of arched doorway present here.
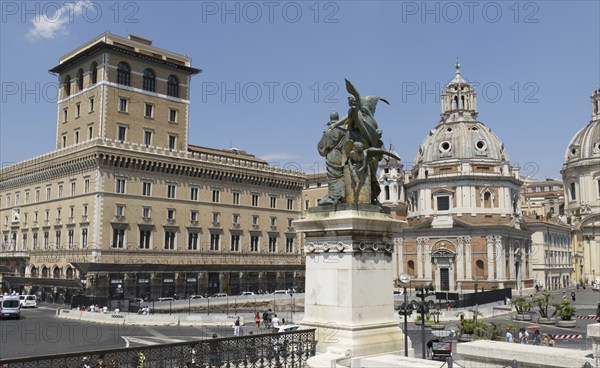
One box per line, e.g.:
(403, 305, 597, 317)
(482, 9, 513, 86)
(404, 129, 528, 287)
(431, 240, 456, 291)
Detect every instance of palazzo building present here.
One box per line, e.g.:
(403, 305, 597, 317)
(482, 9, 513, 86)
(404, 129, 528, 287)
(396, 64, 533, 292)
(562, 88, 600, 286)
(0, 33, 306, 300)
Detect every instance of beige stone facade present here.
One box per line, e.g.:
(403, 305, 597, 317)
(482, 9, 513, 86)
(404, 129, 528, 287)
(0, 33, 305, 300)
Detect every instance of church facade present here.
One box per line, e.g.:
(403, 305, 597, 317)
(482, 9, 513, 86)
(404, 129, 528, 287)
(395, 64, 533, 292)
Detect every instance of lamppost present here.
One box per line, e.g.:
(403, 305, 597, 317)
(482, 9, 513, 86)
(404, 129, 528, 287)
(416, 283, 435, 359)
(397, 273, 412, 357)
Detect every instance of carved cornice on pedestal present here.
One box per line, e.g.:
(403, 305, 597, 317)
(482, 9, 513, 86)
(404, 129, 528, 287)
(305, 241, 394, 254)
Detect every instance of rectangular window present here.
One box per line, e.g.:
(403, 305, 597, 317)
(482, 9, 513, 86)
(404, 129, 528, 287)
(570, 182, 576, 201)
(142, 207, 151, 219)
(286, 237, 294, 253)
(232, 192, 240, 205)
(84, 178, 90, 193)
(270, 196, 277, 209)
(119, 98, 128, 112)
(168, 135, 176, 150)
(118, 126, 127, 141)
(140, 230, 151, 249)
(142, 182, 152, 196)
(44, 231, 49, 248)
(35, 188, 40, 202)
(116, 178, 126, 194)
(188, 232, 198, 250)
(44, 210, 49, 221)
(164, 231, 175, 250)
(169, 109, 177, 122)
(212, 212, 220, 224)
(250, 236, 259, 252)
(270, 217, 277, 227)
(144, 131, 152, 146)
(55, 230, 62, 248)
(88, 125, 93, 139)
(62, 134, 67, 147)
(251, 194, 259, 207)
(116, 204, 125, 217)
(68, 230, 74, 248)
(22, 233, 27, 251)
(167, 184, 176, 199)
(76, 103, 81, 118)
(70, 181, 76, 196)
(34, 211, 38, 222)
(112, 229, 124, 248)
(81, 228, 88, 248)
(287, 198, 294, 210)
(252, 215, 259, 225)
(74, 130, 80, 144)
(190, 187, 199, 201)
(69, 206, 74, 219)
(231, 234, 240, 251)
(167, 209, 175, 220)
(89, 97, 95, 112)
(58, 184, 63, 198)
(145, 103, 154, 118)
(287, 218, 293, 228)
(233, 213, 240, 225)
(437, 196, 450, 211)
(210, 233, 220, 251)
(212, 189, 220, 203)
(33, 233, 38, 249)
(63, 108, 68, 122)
(269, 236, 277, 252)
(15, 193, 20, 206)
(190, 210, 198, 221)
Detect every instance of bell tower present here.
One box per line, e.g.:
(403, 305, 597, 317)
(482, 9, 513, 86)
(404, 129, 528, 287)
(440, 62, 478, 122)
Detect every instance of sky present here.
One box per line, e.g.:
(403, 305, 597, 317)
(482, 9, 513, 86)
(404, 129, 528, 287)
(1, 0, 599, 180)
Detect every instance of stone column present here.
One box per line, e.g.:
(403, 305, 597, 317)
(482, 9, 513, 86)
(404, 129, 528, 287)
(509, 242, 516, 280)
(395, 237, 403, 277)
(465, 236, 472, 279)
(486, 236, 494, 280)
(417, 238, 424, 279)
(456, 237, 464, 281)
(294, 204, 411, 366)
(495, 236, 505, 280)
(588, 324, 600, 368)
(424, 237, 431, 280)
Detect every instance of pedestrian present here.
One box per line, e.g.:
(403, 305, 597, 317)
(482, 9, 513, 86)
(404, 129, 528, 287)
(209, 333, 221, 367)
(532, 330, 541, 346)
(518, 327, 529, 344)
(562, 291, 567, 302)
(571, 290, 576, 302)
(543, 333, 555, 347)
(271, 313, 280, 332)
(82, 356, 91, 368)
(505, 328, 514, 343)
(233, 317, 240, 336)
(263, 310, 271, 329)
(255, 312, 261, 329)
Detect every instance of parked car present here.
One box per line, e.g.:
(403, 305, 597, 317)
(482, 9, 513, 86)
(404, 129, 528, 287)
(1, 296, 21, 319)
(272, 290, 290, 295)
(210, 293, 228, 298)
(189, 295, 204, 299)
(22, 295, 37, 308)
(240, 291, 255, 296)
(158, 297, 175, 302)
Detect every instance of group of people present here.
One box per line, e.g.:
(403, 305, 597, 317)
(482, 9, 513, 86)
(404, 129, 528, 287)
(254, 309, 288, 333)
(506, 327, 555, 346)
(77, 304, 109, 314)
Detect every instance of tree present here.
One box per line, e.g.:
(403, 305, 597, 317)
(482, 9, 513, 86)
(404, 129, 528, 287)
(532, 291, 556, 318)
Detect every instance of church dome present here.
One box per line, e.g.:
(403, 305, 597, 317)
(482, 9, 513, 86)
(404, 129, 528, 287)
(563, 88, 600, 164)
(414, 63, 509, 165)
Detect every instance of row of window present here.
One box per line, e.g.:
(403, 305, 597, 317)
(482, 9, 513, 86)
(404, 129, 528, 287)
(2, 180, 92, 208)
(1, 229, 295, 253)
(4, 205, 89, 226)
(63, 62, 180, 98)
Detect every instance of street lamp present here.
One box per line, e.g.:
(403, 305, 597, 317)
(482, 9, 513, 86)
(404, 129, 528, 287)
(397, 273, 412, 357)
(416, 283, 435, 359)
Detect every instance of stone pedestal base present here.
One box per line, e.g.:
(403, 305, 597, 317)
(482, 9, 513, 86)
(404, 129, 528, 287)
(294, 205, 411, 367)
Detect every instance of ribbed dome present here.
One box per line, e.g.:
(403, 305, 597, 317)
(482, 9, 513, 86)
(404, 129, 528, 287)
(563, 89, 600, 163)
(414, 121, 509, 164)
(414, 64, 508, 165)
(564, 120, 600, 163)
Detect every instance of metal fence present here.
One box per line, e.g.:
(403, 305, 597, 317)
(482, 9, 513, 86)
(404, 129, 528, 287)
(0, 329, 316, 368)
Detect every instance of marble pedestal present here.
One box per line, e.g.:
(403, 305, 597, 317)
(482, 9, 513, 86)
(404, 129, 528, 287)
(294, 204, 412, 367)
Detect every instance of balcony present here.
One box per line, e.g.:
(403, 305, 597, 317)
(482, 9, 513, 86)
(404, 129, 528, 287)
(232, 223, 241, 229)
(140, 217, 152, 224)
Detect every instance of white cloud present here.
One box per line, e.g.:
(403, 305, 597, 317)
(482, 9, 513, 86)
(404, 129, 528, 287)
(27, 1, 93, 40)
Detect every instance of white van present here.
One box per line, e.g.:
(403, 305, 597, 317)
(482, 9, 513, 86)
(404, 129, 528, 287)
(1, 295, 21, 319)
(22, 295, 37, 308)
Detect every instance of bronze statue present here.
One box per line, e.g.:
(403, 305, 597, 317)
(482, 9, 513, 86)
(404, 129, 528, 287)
(317, 79, 399, 206)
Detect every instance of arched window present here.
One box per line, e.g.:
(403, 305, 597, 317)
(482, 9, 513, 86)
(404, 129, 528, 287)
(384, 185, 390, 201)
(31, 265, 38, 277)
(483, 191, 492, 208)
(77, 69, 84, 91)
(117, 62, 130, 86)
(63, 75, 71, 97)
(53, 266, 61, 279)
(90, 62, 98, 84)
(143, 68, 156, 92)
(66, 266, 74, 279)
(407, 260, 416, 277)
(475, 260, 484, 278)
(167, 75, 179, 97)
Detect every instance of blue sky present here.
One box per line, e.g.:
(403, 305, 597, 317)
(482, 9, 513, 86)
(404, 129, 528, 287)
(1, 1, 599, 180)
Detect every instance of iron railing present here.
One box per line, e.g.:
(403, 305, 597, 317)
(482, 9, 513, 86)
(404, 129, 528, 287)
(0, 328, 316, 368)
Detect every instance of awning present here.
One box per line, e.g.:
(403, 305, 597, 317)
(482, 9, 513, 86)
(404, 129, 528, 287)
(0, 265, 11, 273)
(2, 276, 84, 289)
